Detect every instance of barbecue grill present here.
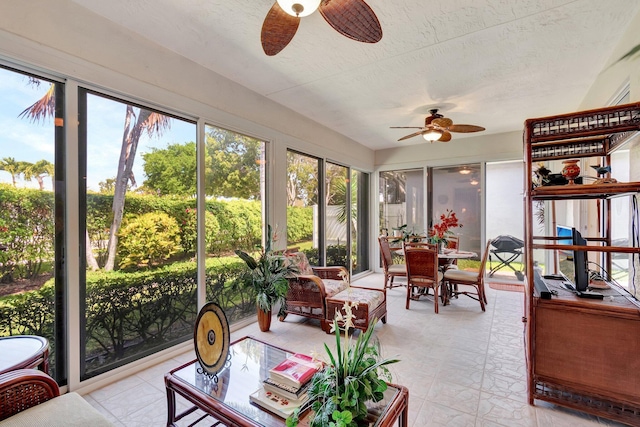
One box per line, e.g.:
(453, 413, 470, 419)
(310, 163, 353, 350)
(489, 235, 525, 280)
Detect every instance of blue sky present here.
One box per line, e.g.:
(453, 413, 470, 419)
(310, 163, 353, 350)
(1, 67, 195, 192)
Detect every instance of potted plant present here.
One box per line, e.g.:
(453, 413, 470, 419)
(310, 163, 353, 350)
(287, 299, 400, 427)
(235, 225, 298, 332)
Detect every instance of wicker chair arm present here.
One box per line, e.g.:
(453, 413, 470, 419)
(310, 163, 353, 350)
(311, 266, 348, 280)
(0, 369, 60, 421)
(289, 274, 327, 296)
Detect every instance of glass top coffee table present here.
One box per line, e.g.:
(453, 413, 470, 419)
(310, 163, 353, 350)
(165, 336, 408, 427)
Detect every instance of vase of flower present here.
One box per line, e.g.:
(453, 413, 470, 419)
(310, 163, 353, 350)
(429, 209, 463, 249)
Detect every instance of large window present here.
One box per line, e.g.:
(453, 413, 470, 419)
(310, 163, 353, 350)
(326, 162, 349, 268)
(203, 124, 267, 321)
(379, 169, 425, 236)
(80, 90, 197, 378)
(352, 170, 369, 275)
(430, 165, 481, 256)
(0, 67, 65, 382)
(287, 151, 321, 263)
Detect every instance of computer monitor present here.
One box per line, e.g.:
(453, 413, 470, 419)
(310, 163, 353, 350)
(556, 225, 573, 256)
(572, 228, 589, 292)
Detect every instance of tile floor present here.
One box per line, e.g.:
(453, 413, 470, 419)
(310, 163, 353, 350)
(84, 273, 626, 427)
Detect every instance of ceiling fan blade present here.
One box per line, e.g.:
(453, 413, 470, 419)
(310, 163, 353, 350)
(390, 126, 424, 129)
(432, 117, 453, 128)
(397, 131, 424, 141)
(261, 2, 300, 56)
(319, 0, 382, 43)
(438, 131, 452, 142)
(448, 124, 486, 133)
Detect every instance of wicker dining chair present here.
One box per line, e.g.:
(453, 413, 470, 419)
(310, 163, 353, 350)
(378, 235, 406, 288)
(443, 240, 491, 311)
(404, 245, 444, 312)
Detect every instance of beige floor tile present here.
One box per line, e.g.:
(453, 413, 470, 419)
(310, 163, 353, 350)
(85, 273, 614, 427)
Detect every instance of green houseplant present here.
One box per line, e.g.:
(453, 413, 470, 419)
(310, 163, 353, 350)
(235, 225, 297, 332)
(287, 297, 400, 427)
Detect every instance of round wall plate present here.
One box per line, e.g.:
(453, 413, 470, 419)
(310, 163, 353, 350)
(194, 302, 230, 375)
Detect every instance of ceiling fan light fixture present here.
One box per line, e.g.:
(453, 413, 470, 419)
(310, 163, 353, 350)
(277, 0, 321, 17)
(422, 128, 443, 142)
(459, 167, 471, 175)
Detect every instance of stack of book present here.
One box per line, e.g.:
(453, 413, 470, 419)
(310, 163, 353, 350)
(250, 353, 322, 419)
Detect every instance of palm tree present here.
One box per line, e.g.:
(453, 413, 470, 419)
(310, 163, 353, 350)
(22, 160, 54, 190)
(0, 157, 22, 187)
(18, 161, 34, 186)
(103, 106, 170, 271)
(20, 81, 171, 271)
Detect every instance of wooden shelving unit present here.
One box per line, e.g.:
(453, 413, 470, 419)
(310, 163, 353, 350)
(523, 102, 640, 426)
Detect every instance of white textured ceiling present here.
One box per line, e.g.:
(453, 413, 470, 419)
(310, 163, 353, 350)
(70, 0, 640, 150)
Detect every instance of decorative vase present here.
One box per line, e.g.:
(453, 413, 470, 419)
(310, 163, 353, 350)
(257, 306, 271, 332)
(561, 159, 580, 185)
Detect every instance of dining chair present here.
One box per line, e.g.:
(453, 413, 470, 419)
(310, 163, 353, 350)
(442, 240, 491, 311)
(404, 246, 444, 312)
(403, 241, 437, 251)
(378, 235, 406, 288)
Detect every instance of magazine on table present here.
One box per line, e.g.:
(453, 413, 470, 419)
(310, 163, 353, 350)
(268, 353, 323, 388)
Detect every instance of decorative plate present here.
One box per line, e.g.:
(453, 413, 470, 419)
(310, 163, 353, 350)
(194, 302, 230, 375)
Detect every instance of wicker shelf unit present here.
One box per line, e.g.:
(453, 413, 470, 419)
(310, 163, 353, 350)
(523, 102, 640, 426)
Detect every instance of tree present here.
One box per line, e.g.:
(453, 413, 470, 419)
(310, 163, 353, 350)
(286, 152, 319, 207)
(22, 160, 53, 190)
(20, 80, 171, 271)
(205, 127, 261, 199)
(98, 178, 116, 194)
(103, 106, 171, 271)
(142, 142, 197, 195)
(0, 157, 21, 187)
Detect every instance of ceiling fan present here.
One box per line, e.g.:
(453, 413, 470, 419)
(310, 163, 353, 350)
(390, 109, 486, 142)
(261, 0, 382, 56)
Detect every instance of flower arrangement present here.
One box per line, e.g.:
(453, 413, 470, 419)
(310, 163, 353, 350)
(428, 209, 462, 246)
(287, 279, 399, 427)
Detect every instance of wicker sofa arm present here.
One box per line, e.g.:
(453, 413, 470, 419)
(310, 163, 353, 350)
(311, 266, 348, 280)
(0, 369, 60, 421)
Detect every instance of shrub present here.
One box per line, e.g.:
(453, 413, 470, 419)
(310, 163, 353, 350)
(117, 212, 181, 269)
(180, 208, 220, 255)
(286, 206, 313, 243)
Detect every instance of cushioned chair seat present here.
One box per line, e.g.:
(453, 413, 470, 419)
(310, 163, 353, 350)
(322, 279, 350, 297)
(387, 264, 406, 274)
(0, 392, 114, 427)
(326, 286, 387, 332)
(409, 271, 444, 285)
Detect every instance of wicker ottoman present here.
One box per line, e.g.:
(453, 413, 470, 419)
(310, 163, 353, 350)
(325, 286, 387, 334)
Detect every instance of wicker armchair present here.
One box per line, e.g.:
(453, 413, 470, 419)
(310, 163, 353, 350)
(0, 369, 114, 426)
(279, 252, 349, 333)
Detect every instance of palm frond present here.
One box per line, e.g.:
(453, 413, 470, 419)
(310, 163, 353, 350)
(18, 84, 56, 123)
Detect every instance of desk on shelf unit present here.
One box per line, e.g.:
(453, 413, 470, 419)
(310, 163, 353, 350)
(164, 336, 409, 427)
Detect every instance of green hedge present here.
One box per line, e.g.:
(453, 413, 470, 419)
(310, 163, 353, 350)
(0, 258, 255, 377)
(286, 206, 313, 243)
(0, 184, 54, 282)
